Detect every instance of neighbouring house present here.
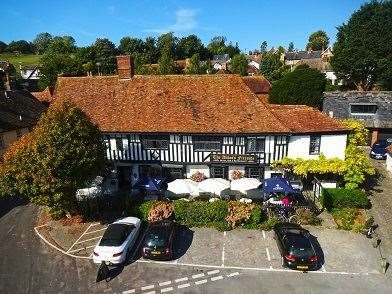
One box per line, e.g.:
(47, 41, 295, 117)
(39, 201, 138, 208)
(242, 76, 271, 103)
(31, 87, 53, 106)
(51, 55, 348, 186)
(246, 53, 262, 76)
(323, 91, 392, 145)
(144, 59, 191, 74)
(386, 145, 392, 173)
(0, 89, 47, 157)
(19, 64, 40, 91)
(284, 48, 339, 85)
(211, 54, 230, 71)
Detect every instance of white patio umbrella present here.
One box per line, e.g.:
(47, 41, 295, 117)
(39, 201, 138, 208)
(230, 178, 262, 194)
(167, 179, 199, 196)
(198, 178, 230, 196)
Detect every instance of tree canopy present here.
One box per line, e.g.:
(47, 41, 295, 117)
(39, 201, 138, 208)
(6, 40, 33, 54)
(32, 32, 53, 54)
(259, 51, 289, 81)
(269, 67, 327, 108)
(0, 41, 7, 53)
(306, 30, 329, 51)
(229, 53, 248, 76)
(331, 1, 392, 90)
(0, 102, 106, 218)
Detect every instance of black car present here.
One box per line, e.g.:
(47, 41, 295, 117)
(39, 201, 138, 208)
(274, 223, 319, 271)
(370, 140, 391, 160)
(142, 220, 176, 260)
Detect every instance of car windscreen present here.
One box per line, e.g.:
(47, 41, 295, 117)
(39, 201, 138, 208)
(144, 226, 171, 248)
(99, 223, 134, 246)
(284, 234, 314, 257)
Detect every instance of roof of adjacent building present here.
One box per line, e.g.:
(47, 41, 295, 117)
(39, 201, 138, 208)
(242, 76, 271, 94)
(53, 74, 347, 135)
(31, 87, 53, 103)
(267, 104, 347, 133)
(0, 90, 47, 133)
(285, 50, 322, 61)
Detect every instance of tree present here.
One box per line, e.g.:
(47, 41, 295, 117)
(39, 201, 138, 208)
(0, 41, 7, 53)
(118, 37, 145, 54)
(288, 42, 294, 52)
(260, 41, 268, 53)
(225, 42, 241, 58)
(92, 38, 118, 74)
(39, 36, 80, 88)
(259, 51, 289, 81)
(157, 33, 177, 58)
(33, 32, 53, 54)
(269, 67, 327, 108)
(207, 36, 226, 55)
(0, 102, 106, 218)
(186, 53, 203, 74)
(177, 34, 208, 59)
(230, 54, 248, 76)
(6, 40, 33, 54)
(306, 30, 329, 51)
(158, 50, 176, 75)
(331, 1, 392, 90)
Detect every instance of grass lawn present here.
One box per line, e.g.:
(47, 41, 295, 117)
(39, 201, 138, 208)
(0, 53, 41, 68)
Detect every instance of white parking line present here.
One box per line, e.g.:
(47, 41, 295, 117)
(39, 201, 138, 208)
(158, 281, 172, 286)
(227, 272, 240, 277)
(177, 283, 190, 289)
(192, 273, 205, 279)
(83, 227, 107, 235)
(195, 279, 207, 285)
(66, 224, 94, 253)
(122, 289, 135, 294)
(75, 235, 102, 244)
(262, 230, 266, 239)
(144, 291, 155, 294)
(211, 275, 223, 281)
(141, 284, 155, 290)
(265, 248, 271, 261)
(221, 231, 226, 267)
(160, 286, 173, 292)
(207, 269, 220, 275)
(68, 244, 96, 254)
(175, 277, 188, 283)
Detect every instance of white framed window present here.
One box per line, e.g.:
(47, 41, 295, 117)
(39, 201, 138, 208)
(246, 137, 265, 153)
(142, 135, 169, 150)
(193, 136, 221, 151)
(350, 104, 378, 115)
(309, 135, 321, 155)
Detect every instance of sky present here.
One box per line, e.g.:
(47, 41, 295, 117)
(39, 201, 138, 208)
(1, 0, 367, 51)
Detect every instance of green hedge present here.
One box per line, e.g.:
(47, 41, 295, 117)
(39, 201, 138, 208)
(321, 188, 369, 211)
(173, 200, 229, 231)
(127, 200, 268, 231)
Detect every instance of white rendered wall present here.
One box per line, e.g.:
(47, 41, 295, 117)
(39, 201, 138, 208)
(387, 153, 392, 173)
(287, 134, 347, 160)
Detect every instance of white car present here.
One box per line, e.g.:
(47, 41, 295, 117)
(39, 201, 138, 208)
(93, 217, 141, 265)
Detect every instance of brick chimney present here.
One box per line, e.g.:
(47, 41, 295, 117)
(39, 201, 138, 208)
(116, 55, 134, 79)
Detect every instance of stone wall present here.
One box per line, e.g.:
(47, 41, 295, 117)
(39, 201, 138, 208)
(323, 91, 392, 128)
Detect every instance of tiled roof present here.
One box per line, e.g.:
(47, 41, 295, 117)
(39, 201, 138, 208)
(31, 87, 53, 103)
(242, 76, 271, 94)
(0, 90, 47, 133)
(267, 104, 347, 133)
(53, 74, 290, 134)
(285, 50, 322, 61)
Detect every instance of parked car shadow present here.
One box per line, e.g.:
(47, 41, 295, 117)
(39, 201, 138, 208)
(0, 196, 29, 219)
(309, 234, 325, 271)
(172, 225, 194, 260)
(95, 263, 124, 283)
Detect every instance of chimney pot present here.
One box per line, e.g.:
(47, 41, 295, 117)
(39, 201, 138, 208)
(116, 55, 134, 79)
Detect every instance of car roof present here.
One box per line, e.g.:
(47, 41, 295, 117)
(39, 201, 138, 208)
(283, 233, 312, 249)
(102, 223, 133, 240)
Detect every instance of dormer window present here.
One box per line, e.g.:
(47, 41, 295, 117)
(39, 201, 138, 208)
(350, 104, 378, 115)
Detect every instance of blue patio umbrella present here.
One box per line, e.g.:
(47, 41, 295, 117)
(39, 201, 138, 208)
(262, 177, 296, 196)
(133, 176, 166, 192)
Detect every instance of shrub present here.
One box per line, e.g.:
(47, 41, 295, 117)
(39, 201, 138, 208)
(128, 200, 155, 221)
(321, 188, 369, 211)
(226, 201, 255, 228)
(148, 201, 174, 222)
(294, 207, 322, 226)
(331, 208, 358, 230)
(173, 200, 228, 230)
(190, 171, 206, 182)
(259, 215, 279, 231)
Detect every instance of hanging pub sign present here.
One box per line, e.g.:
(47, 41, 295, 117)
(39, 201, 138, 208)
(210, 154, 257, 163)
